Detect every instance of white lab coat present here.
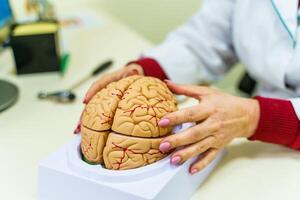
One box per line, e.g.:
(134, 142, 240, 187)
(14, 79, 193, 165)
(144, 0, 300, 119)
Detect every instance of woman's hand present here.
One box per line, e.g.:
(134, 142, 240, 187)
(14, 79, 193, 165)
(158, 80, 260, 174)
(83, 63, 144, 103)
(73, 63, 144, 133)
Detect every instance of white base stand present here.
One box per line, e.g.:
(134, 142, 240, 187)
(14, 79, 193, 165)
(38, 124, 225, 200)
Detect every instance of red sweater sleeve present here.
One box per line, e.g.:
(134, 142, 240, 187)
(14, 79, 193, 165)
(129, 58, 300, 150)
(128, 58, 168, 80)
(249, 96, 300, 149)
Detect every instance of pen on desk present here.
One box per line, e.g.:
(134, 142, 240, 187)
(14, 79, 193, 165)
(69, 60, 113, 90)
(38, 59, 113, 103)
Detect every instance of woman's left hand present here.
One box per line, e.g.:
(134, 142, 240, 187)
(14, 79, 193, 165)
(158, 80, 260, 174)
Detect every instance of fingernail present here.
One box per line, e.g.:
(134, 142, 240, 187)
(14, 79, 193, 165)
(171, 156, 181, 165)
(159, 142, 171, 152)
(74, 123, 81, 134)
(82, 98, 87, 104)
(190, 168, 198, 175)
(158, 119, 170, 127)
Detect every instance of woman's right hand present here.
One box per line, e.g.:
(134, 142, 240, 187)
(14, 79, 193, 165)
(83, 63, 144, 104)
(74, 63, 144, 134)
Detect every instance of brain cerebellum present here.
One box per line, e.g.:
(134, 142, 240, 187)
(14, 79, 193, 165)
(81, 75, 177, 170)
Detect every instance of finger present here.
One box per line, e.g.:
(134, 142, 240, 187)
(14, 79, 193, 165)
(83, 66, 141, 104)
(159, 118, 219, 152)
(73, 107, 85, 134)
(189, 148, 219, 174)
(158, 103, 214, 127)
(84, 75, 117, 103)
(164, 80, 212, 98)
(123, 69, 139, 77)
(124, 64, 144, 77)
(170, 136, 216, 165)
(73, 121, 81, 134)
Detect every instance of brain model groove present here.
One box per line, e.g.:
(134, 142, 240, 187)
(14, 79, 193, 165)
(81, 75, 178, 170)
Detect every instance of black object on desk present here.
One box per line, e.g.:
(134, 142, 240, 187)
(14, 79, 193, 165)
(0, 80, 19, 112)
(10, 21, 61, 74)
(238, 72, 257, 96)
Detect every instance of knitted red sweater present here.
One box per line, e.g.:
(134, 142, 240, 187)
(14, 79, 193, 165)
(132, 58, 300, 150)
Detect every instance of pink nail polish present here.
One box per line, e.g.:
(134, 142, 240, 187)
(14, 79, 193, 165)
(73, 123, 81, 134)
(159, 142, 171, 152)
(158, 119, 170, 127)
(190, 168, 198, 175)
(171, 156, 181, 165)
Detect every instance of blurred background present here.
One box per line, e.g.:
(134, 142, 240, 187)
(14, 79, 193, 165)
(12, 0, 203, 43)
(91, 0, 203, 43)
(8, 0, 243, 94)
(93, 0, 242, 93)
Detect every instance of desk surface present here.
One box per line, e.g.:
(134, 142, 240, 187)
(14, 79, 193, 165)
(1, 3, 300, 200)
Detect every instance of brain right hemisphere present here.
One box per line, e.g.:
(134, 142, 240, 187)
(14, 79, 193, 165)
(81, 75, 177, 170)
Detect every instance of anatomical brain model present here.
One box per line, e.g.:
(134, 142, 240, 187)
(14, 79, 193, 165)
(81, 75, 178, 170)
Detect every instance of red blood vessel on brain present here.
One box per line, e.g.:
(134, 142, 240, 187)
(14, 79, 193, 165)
(81, 75, 178, 170)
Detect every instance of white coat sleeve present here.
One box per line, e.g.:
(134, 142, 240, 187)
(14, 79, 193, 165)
(144, 0, 238, 84)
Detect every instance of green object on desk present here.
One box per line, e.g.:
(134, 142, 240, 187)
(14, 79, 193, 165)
(60, 53, 70, 74)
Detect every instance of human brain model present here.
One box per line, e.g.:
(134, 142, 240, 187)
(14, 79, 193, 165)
(81, 75, 178, 170)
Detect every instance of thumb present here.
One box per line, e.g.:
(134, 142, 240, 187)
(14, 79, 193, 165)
(123, 64, 144, 77)
(164, 80, 211, 99)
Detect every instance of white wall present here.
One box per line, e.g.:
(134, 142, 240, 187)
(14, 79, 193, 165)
(10, 0, 202, 43)
(97, 0, 202, 43)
